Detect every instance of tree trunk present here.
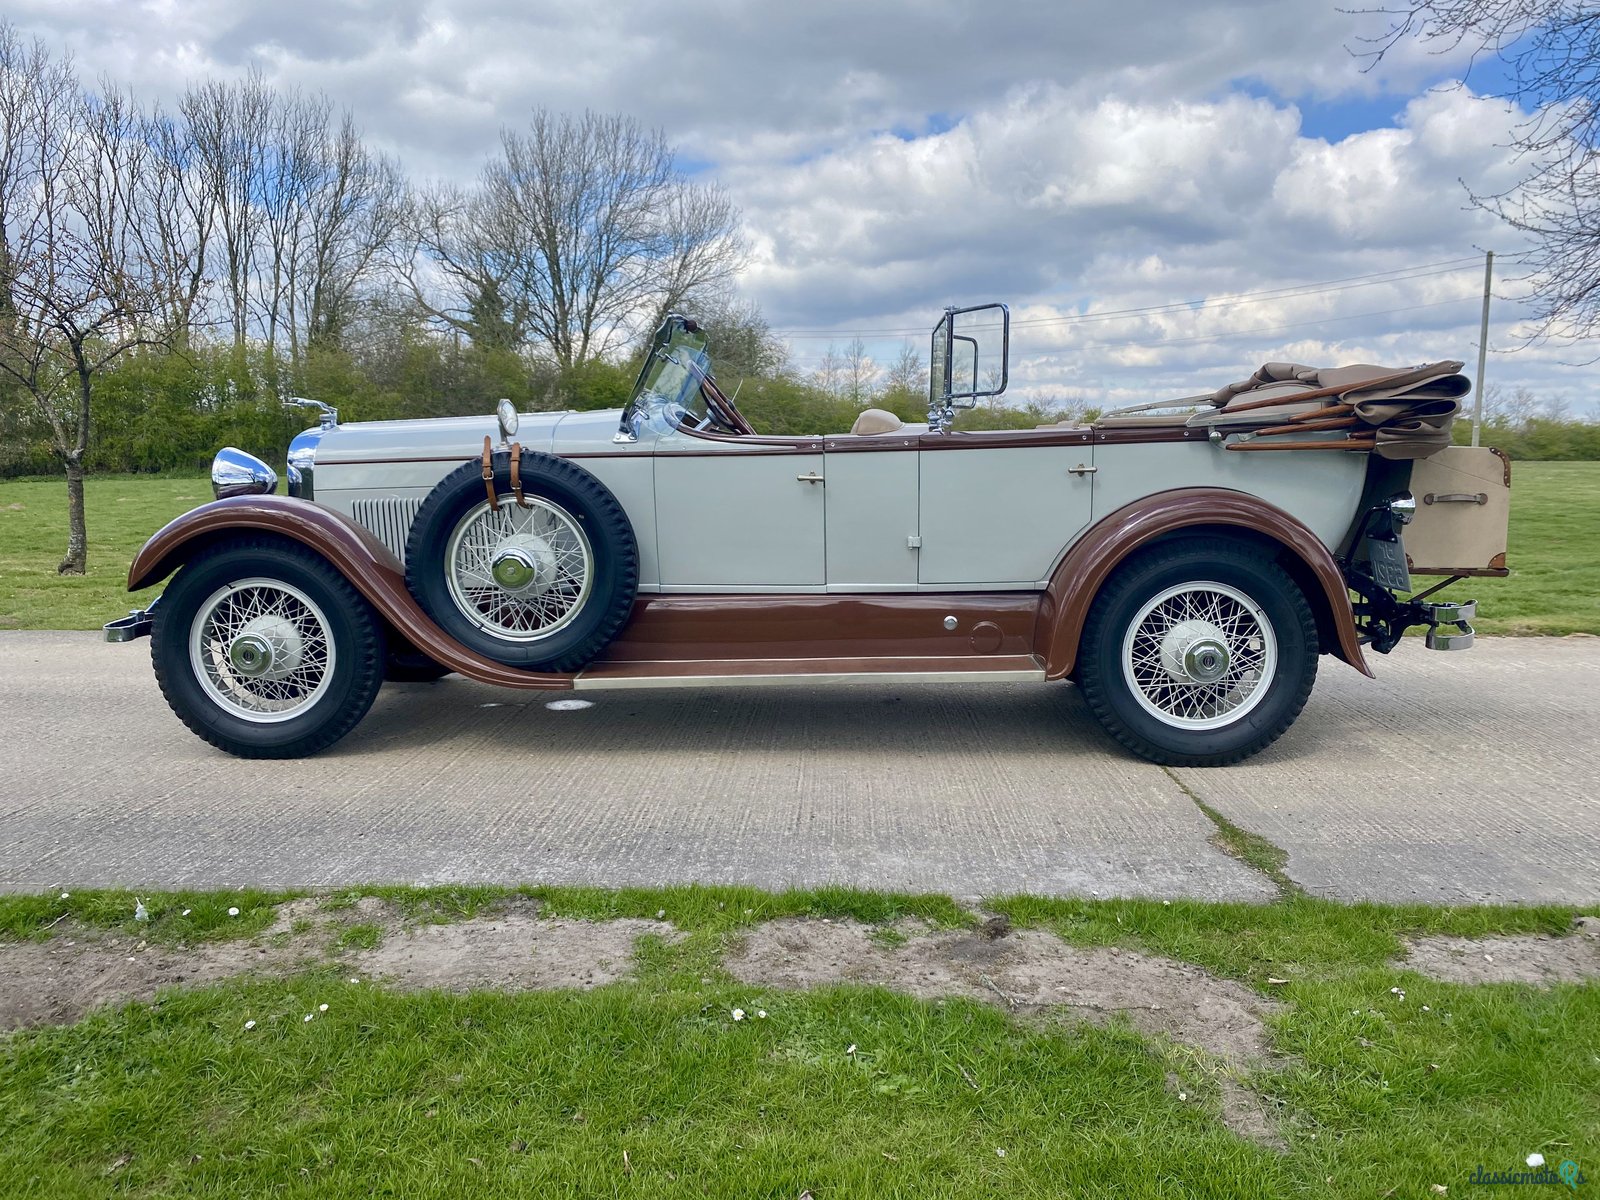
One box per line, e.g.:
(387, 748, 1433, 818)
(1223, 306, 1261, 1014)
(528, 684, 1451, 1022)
(59, 454, 87, 575)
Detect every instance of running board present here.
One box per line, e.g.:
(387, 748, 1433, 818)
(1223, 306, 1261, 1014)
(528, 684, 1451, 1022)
(573, 655, 1048, 691)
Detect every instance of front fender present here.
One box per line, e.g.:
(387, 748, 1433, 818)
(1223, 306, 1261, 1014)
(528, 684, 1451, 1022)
(1034, 488, 1371, 680)
(128, 495, 574, 691)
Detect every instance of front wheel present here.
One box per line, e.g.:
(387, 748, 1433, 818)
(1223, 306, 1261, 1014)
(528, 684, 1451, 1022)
(150, 539, 385, 758)
(1076, 538, 1318, 766)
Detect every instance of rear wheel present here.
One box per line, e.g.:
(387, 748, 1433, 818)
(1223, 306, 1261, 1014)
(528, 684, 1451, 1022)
(1076, 538, 1317, 766)
(151, 539, 385, 758)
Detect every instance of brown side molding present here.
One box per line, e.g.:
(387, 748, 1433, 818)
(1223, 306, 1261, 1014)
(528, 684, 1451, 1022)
(127, 496, 575, 691)
(1034, 488, 1372, 680)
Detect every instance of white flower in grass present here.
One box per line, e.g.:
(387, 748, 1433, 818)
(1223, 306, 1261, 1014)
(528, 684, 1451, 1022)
(227, 907, 240, 917)
(731, 1008, 745, 1022)
(846, 1044, 857, 1055)
(996, 1148, 1006, 1158)
(181, 909, 191, 917)
(757, 1010, 768, 1019)
(318, 1004, 328, 1013)
(1527, 1153, 1545, 1168)
(303, 1014, 314, 1023)
(59, 891, 70, 900)
(244, 1020, 256, 1030)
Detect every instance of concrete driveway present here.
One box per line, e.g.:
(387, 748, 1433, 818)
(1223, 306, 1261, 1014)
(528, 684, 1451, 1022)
(2, 632, 1595, 904)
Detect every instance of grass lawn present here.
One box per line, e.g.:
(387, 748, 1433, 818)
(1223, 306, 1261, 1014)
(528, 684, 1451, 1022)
(0, 462, 1596, 635)
(1, 885, 1596, 1198)
(0, 473, 208, 632)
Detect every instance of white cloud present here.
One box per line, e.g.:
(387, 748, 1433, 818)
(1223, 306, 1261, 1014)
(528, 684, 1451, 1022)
(5, 0, 1582, 408)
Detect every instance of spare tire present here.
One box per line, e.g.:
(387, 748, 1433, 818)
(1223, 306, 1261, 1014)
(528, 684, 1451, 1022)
(404, 451, 639, 671)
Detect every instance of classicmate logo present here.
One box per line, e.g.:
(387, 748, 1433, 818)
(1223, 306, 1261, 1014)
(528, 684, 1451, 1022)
(1468, 1156, 1585, 1190)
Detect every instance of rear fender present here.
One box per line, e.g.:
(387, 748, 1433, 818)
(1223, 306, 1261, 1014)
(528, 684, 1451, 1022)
(1034, 488, 1371, 680)
(128, 495, 574, 691)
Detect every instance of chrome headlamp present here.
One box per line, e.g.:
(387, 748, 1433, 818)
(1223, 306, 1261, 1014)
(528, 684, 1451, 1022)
(211, 447, 278, 500)
(286, 427, 322, 500)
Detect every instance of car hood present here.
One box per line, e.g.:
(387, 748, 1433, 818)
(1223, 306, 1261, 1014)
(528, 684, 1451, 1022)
(312, 408, 625, 465)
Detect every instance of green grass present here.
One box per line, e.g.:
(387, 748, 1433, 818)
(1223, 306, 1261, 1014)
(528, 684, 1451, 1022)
(0, 473, 206, 631)
(1, 462, 1597, 634)
(1, 886, 1596, 1198)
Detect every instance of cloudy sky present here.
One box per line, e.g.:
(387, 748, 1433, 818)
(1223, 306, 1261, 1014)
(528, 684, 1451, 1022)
(13, 0, 1587, 413)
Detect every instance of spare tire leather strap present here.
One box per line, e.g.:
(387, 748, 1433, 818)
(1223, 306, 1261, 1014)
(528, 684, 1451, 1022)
(509, 442, 527, 507)
(481, 436, 499, 512)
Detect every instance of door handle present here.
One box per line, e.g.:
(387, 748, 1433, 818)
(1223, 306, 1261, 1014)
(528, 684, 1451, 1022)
(1068, 464, 1097, 476)
(796, 472, 824, 485)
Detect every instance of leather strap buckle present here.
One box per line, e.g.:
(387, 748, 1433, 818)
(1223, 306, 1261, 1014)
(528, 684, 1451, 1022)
(481, 436, 499, 512)
(509, 441, 527, 507)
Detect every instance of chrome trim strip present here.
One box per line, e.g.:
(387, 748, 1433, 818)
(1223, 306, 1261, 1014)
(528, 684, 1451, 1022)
(572, 667, 1048, 691)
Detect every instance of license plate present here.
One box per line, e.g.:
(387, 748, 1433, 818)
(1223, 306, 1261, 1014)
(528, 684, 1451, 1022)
(1365, 534, 1411, 592)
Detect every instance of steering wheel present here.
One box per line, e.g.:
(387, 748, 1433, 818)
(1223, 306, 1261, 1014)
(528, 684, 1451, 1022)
(700, 379, 757, 436)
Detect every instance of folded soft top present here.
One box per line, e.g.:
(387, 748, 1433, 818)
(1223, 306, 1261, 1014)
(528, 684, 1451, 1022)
(1186, 359, 1470, 459)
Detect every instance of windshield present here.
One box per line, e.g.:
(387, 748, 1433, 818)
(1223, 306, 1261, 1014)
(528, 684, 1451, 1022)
(621, 317, 711, 439)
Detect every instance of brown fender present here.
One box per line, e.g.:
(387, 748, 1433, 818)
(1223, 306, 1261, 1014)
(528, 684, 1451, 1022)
(128, 495, 575, 691)
(1034, 488, 1371, 680)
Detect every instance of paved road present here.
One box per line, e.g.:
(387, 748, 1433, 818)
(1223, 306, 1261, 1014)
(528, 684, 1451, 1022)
(2, 632, 1595, 904)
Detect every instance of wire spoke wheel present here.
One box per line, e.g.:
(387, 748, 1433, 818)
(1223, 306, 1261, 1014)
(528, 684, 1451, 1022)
(187, 578, 337, 723)
(444, 499, 594, 642)
(1120, 581, 1278, 731)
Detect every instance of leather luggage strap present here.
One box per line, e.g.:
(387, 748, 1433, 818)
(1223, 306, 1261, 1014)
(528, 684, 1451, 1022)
(509, 441, 527, 507)
(481, 436, 499, 512)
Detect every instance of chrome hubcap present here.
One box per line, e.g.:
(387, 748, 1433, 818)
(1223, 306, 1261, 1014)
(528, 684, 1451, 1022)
(490, 536, 558, 594)
(1160, 621, 1231, 684)
(227, 632, 273, 677)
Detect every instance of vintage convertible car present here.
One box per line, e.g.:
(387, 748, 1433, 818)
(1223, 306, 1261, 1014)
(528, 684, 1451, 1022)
(106, 305, 1511, 765)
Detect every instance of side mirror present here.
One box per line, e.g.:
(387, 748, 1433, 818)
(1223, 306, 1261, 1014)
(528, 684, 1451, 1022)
(929, 303, 1009, 432)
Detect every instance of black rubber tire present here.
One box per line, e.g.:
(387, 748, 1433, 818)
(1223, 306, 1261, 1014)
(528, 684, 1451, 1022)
(150, 538, 386, 759)
(1075, 537, 1318, 767)
(404, 452, 639, 671)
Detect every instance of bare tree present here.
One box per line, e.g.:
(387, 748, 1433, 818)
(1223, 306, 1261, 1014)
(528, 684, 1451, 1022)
(293, 113, 405, 357)
(410, 110, 742, 368)
(1353, 1, 1600, 343)
(842, 336, 880, 405)
(0, 29, 170, 573)
(696, 296, 787, 382)
(880, 339, 928, 401)
(811, 342, 846, 398)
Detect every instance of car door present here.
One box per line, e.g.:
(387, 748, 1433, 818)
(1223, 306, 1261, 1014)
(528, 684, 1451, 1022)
(822, 434, 922, 589)
(653, 433, 827, 589)
(917, 435, 1095, 584)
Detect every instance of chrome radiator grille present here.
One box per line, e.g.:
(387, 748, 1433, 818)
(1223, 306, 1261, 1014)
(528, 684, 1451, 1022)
(351, 497, 422, 564)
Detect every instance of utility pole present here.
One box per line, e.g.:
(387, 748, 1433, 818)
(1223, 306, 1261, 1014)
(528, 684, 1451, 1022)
(1471, 250, 1493, 447)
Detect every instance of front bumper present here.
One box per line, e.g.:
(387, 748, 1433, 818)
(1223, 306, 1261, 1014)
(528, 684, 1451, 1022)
(104, 602, 156, 643)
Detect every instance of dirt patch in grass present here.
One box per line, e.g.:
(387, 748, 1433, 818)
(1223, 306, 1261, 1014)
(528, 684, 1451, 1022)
(0, 899, 327, 1031)
(727, 918, 1280, 1067)
(350, 907, 681, 991)
(0, 898, 675, 1031)
(727, 918, 1287, 1146)
(1403, 916, 1600, 984)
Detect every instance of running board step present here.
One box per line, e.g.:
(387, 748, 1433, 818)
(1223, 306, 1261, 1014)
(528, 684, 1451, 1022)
(573, 655, 1047, 691)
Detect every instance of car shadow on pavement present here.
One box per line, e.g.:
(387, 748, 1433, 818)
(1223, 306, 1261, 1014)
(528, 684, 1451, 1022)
(336, 675, 1330, 766)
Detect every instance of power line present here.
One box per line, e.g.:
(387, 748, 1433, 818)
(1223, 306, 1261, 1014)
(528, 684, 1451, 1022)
(769, 255, 1487, 340)
(782, 293, 1482, 366)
